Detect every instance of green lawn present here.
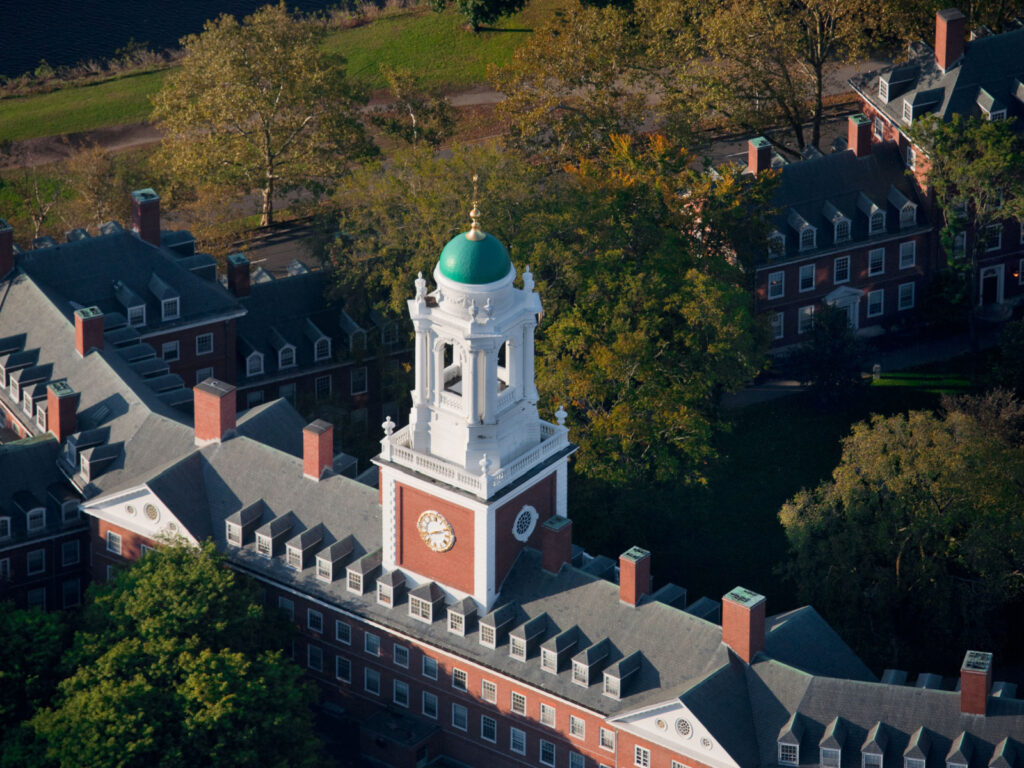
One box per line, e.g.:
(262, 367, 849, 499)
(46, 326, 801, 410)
(0, 2, 559, 143)
(569, 374, 968, 613)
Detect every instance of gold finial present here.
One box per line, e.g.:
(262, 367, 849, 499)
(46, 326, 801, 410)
(466, 173, 485, 241)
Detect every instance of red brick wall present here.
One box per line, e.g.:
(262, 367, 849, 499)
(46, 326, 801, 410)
(91, 518, 156, 582)
(145, 318, 237, 387)
(494, 473, 556, 587)
(397, 484, 475, 594)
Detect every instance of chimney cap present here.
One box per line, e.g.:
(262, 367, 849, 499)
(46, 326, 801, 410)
(228, 252, 250, 266)
(850, 113, 871, 126)
(195, 378, 235, 397)
(131, 188, 160, 203)
(963, 650, 993, 672)
(724, 586, 765, 608)
(544, 515, 572, 532)
(937, 7, 966, 22)
(304, 419, 332, 435)
(75, 306, 103, 320)
(48, 379, 75, 398)
(621, 545, 650, 563)
(751, 136, 771, 149)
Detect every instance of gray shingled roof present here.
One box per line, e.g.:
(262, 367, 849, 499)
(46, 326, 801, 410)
(849, 27, 1024, 130)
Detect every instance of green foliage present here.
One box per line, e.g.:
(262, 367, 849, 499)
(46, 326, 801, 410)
(152, 2, 375, 227)
(787, 303, 868, 404)
(369, 65, 456, 147)
(32, 542, 321, 768)
(990, 318, 1024, 396)
(0, 603, 68, 732)
(325, 137, 772, 485)
(779, 391, 1024, 670)
(431, 0, 529, 29)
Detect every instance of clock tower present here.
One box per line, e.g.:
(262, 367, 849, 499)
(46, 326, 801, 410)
(375, 197, 574, 612)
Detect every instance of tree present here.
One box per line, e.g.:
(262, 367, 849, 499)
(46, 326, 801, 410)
(779, 392, 1024, 671)
(909, 115, 1024, 361)
(0, 164, 70, 242)
(787, 303, 868, 404)
(32, 542, 322, 768)
(430, 0, 528, 31)
(323, 137, 773, 485)
(368, 65, 456, 148)
(152, 2, 374, 227)
(61, 143, 150, 231)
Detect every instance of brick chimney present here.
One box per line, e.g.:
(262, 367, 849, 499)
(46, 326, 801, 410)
(194, 379, 236, 445)
(541, 516, 573, 575)
(74, 306, 104, 357)
(46, 380, 79, 443)
(130, 188, 161, 248)
(303, 419, 334, 480)
(748, 137, 772, 175)
(722, 586, 766, 664)
(961, 650, 992, 715)
(619, 547, 651, 606)
(0, 218, 13, 279)
(227, 253, 251, 298)
(848, 113, 872, 158)
(935, 8, 966, 71)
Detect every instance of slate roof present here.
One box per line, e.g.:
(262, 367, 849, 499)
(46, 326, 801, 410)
(849, 27, 1024, 130)
(764, 143, 929, 265)
(0, 437, 82, 543)
(17, 230, 242, 332)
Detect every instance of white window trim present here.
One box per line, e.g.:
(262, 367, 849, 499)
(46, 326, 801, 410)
(822, 748, 842, 768)
(452, 703, 468, 731)
(481, 715, 498, 743)
(540, 739, 557, 768)
(27, 548, 46, 575)
(898, 282, 915, 311)
(162, 341, 180, 362)
(510, 727, 527, 756)
(307, 644, 323, 672)
(335, 620, 351, 645)
(307, 609, 323, 633)
(779, 743, 800, 766)
(867, 289, 884, 318)
(868, 248, 885, 276)
(393, 644, 409, 668)
(834, 255, 850, 285)
(195, 333, 214, 356)
(834, 218, 851, 243)
(899, 241, 916, 269)
(278, 345, 297, 369)
(540, 702, 556, 727)
(635, 745, 651, 768)
(900, 205, 917, 228)
(799, 226, 817, 252)
(246, 353, 264, 377)
(569, 715, 585, 740)
(798, 305, 816, 335)
(510, 691, 527, 715)
(422, 691, 438, 719)
(314, 336, 332, 362)
(127, 305, 146, 328)
(600, 728, 615, 751)
(27, 508, 45, 532)
(393, 679, 410, 708)
(106, 530, 122, 555)
(335, 655, 351, 683)
(161, 297, 180, 321)
(986, 224, 1003, 252)
(422, 656, 438, 680)
(452, 667, 468, 691)
(870, 211, 886, 235)
(799, 263, 816, 293)
(364, 633, 380, 656)
(768, 271, 785, 300)
(481, 679, 497, 703)
(364, 667, 381, 696)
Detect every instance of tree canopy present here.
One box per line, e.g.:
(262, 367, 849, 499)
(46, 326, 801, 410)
(152, 2, 374, 227)
(779, 392, 1024, 671)
(787, 303, 868, 404)
(323, 138, 773, 486)
(430, 0, 528, 30)
(31, 542, 322, 768)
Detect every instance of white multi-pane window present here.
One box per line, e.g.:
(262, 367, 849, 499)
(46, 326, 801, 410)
(307, 644, 323, 672)
(510, 636, 527, 660)
(569, 715, 585, 739)
(422, 692, 438, 719)
(481, 716, 497, 743)
(393, 680, 410, 707)
(873, 116, 884, 139)
(779, 744, 799, 765)
(900, 206, 916, 228)
(600, 729, 615, 750)
(540, 702, 556, 727)
(868, 248, 885, 276)
(479, 624, 496, 647)
(409, 596, 432, 621)
(27, 509, 45, 532)
(540, 740, 557, 767)
(452, 668, 468, 691)
(510, 728, 527, 755)
(898, 282, 915, 311)
(635, 745, 651, 767)
(452, 703, 468, 731)
(393, 644, 409, 668)
(798, 305, 816, 335)
(127, 305, 146, 327)
(906, 145, 916, 169)
(986, 224, 1003, 251)
(364, 633, 380, 656)
(481, 680, 497, 703)
(864, 753, 883, 768)
(834, 219, 850, 243)
(822, 749, 841, 768)
(899, 241, 916, 268)
(335, 656, 351, 682)
(448, 612, 464, 635)
(570, 753, 585, 768)
(196, 333, 213, 355)
(279, 346, 296, 368)
(422, 656, 438, 679)
(905, 758, 924, 768)
(800, 227, 816, 251)
(364, 668, 381, 695)
(867, 289, 884, 318)
(247, 354, 264, 377)
(307, 609, 323, 633)
(106, 530, 122, 555)
(336, 620, 351, 644)
(162, 297, 180, 321)
(834, 255, 850, 284)
(277, 596, 294, 620)
(510, 692, 527, 715)
(162, 341, 180, 361)
(799, 263, 816, 292)
(768, 271, 785, 300)
(870, 211, 886, 234)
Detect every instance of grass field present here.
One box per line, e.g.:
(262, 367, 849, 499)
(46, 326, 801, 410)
(0, 2, 558, 143)
(569, 369, 974, 613)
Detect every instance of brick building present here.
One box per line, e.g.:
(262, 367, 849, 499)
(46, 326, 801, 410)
(75, 215, 1024, 767)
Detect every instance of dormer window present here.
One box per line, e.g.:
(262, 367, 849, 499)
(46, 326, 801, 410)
(541, 649, 558, 673)
(800, 227, 816, 251)
(779, 745, 800, 766)
(314, 337, 331, 362)
(226, 522, 242, 546)
(572, 661, 588, 686)
(377, 582, 393, 606)
(36, 408, 47, 431)
(870, 211, 886, 234)
(510, 636, 527, 661)
(448, 612, 464, 634)
(480, 624, 496, 647)
(990, 110, 1007, 121)
(900, 205, 916, 228)
(834, 219, 851, 243)
(768, 232, 785, 258)
(128, 305, 146, 327)
(905, 760, 924, 768)
(161, 297, 180, 321)
(27, 509, 45, 532)
(879, 80, 889, 101)
(347, 571, 362, 593)
(316, 559, 331, 581)
(0, 517, 10, 540)
(256, 533, 272, 557)
(409, 595, 432, 622)
(279, 346, 296, 369)
(603, 673, 620, 699)
(286, 546, 302, 569)
(864, 754, 883, 768)
(822, 749, 841, 768)
(902, 100, 913, 124)
(246, 353, 264, 377)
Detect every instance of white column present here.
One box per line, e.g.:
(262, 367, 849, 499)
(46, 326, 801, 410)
(556, 464, 568, 517)
(524, 321, 538, 403)
(412, 329, 427, 406)
(508, 338, 522, 396)
(433, 341, 445, 406)
(484, 346, 498, 423)
(476, 504, 497, 611)
(466, 346, 480, 424)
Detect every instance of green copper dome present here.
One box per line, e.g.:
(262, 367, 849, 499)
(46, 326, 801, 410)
(438, 230, 511, 284)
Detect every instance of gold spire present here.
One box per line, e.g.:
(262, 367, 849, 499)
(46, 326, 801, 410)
(466, 173, 485, 241)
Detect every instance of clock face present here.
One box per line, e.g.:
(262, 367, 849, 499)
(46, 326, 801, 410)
(416, 510, 455, 553)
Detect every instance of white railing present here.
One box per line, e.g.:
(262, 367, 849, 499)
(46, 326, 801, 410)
(495, 386, 517, 414)
(439, 391, 463, 413)
(380, 422, 570, 498)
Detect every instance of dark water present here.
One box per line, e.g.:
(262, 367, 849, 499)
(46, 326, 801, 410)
(1, 1, 346, 79)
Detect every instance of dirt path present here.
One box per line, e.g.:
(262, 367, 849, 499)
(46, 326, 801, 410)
(0, 85, 507, 169)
